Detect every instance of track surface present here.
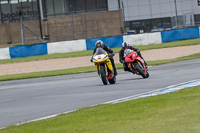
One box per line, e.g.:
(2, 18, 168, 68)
(0, 59, 200, 128)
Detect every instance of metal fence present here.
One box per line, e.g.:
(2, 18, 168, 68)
(0, 9, 123, 45)
(124, 12, 199, 35)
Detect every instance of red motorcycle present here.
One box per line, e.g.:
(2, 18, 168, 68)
(124, 49, 149, 78)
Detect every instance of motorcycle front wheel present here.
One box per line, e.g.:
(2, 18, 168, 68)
(134, 63, 146, 78)
(145, 72, 149, 78)
(100, 66, 108, 85)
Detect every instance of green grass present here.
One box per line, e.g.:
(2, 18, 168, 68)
(1, 85, 200, 133)
(0, 39, 200, 132)
(0, 52, 199, 82)
(0, 38, 199, 65)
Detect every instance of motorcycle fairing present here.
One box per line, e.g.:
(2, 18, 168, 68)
(124, 51, 138, 63)
(92, 48, 114, 79)
(124, 49, 147, 74)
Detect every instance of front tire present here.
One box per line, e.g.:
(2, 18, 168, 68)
(100, 66, 108, 85)
(134, 63, 146, 78)
(145, 72, 149, 78)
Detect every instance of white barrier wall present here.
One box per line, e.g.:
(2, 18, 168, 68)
(1, 28, 198, 60)
(0, 47, 10, 60)
(123, 32, 162, 46)
(147, 32, 162, 45)
(47, 39, 87, 54)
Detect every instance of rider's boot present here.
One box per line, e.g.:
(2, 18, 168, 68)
(144, 60, 148, 66)
(144, 60, 148, 71)
(112, 63, 118, 76)
(139, 55, 147, 66)
(124, 66, 133, 74)
(114, 69, 118, 76)
(110, 58, 117, 76)
(141, 57, 148, 66)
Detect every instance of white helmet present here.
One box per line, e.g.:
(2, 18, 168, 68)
(95, 40, 104, 47)
(122, 42, 129, 48)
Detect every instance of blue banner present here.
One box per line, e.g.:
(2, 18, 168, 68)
(86, 36, 124, 50)
(9, 43, 48, 59)
(161, 27, 200, 43)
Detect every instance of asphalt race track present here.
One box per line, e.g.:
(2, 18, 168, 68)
(0, 59, 200, 128)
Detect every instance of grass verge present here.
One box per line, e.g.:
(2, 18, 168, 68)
(0, 38, 199, 65)
(1, 85, 200, 133)
(0, 53, 200, 82)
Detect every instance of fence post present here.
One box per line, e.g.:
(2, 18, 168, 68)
(19, 11, 25, 45)
(121, 1, 125, 33)
(37, 0, 43, 40)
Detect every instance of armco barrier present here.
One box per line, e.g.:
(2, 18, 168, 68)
(123, 32, 162, 46)
(0, 47, 10, 60)
(47, 39, 86, 54)
(9, 43, 48, 59)
(86, 36, 123, 50)
(161, 27, 200, 43)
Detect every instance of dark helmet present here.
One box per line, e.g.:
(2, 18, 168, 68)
(95, 40, 104, 48)
(122, 42, 129, 49)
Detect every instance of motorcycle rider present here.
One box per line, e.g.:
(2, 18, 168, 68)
(119, 42, 147, 72)
(90, 40, 118, 76)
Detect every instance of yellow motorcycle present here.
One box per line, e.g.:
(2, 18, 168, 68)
(92, 48, 116, 85)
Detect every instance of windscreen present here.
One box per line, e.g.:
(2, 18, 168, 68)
(124, 49, 132, 56)
(94, 48, 107, 55)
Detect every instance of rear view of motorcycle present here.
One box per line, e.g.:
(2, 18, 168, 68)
(92, 48, 116, 85)
(124, 49, 149, 78)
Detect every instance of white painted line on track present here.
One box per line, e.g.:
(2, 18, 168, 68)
(104, 79, 200, 104)
(1, 79, 200, 129)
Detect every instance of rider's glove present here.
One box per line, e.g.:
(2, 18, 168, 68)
(90, 58, 93, 62)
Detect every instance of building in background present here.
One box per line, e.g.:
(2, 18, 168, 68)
(0, 0, 200, 45)
(0, 0, 108, 23)
(0, 0, 124, 45)
(1, 0, 200, 32)
(109, 0, 200, 34)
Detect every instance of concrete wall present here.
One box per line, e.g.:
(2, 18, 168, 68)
(123, 32, 162, 46)
(86, 36, 124, 50)
(47, 10, 123, 42)
(0, 47, 10, 60)
(161, 27, 200, 43)
(0, 27, 199, 60)
(9, 43, 47, 59)
(47, 39, 86, 54)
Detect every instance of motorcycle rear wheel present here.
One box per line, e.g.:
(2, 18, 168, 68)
(108, 76, 116, 84)
(100, 66, 108, 85)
